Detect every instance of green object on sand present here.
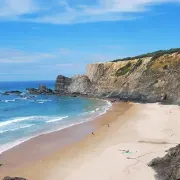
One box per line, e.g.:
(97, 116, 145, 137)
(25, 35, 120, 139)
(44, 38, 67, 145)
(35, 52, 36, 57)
(0, 164, 3, 167)
(124, 150, 132, 154)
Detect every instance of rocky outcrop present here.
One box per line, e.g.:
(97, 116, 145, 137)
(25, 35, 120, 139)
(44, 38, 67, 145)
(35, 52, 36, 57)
(86, 63, 105, 83)
(26, 85, 53, 95)
(85, 52, 180, 104)
(54, 75, 93, 95)
(68, 75, 92, 95)
(55, 50, 180, 104)
(2, 91, 22, 95)
(3, 177, 27, 180)
(54, 75, 72, 94)
(148, 144, 180, 180)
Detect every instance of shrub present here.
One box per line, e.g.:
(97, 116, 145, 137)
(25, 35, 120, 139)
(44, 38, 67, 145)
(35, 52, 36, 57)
(136, 59, 142, 67)
(112, 48, 180, 62)
(115, 62, 132, 76)
(163, 65, 168, 70)
(128, 59, 142, 74)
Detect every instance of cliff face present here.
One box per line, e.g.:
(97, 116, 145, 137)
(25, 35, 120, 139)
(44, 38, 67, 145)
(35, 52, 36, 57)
(55, 52, 180, 104)
(54, 75, 72, 94)
(68, 75, 92, 94)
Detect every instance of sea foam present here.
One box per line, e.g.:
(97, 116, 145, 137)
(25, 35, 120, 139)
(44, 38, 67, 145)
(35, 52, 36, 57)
(0, 124, 34, 134)
(0, 117, 32, 127)
(46, 116, 68, 123)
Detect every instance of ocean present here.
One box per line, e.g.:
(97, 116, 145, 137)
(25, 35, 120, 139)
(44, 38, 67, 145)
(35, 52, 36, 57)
(0, 81, 111, 154)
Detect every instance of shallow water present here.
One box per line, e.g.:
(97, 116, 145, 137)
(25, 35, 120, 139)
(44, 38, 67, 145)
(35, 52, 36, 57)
(0, 81, 111, 153)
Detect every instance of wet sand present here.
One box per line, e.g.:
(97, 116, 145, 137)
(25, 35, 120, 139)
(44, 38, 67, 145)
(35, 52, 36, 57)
(0, 102, 132, 179)
(1, 102, 180, 180)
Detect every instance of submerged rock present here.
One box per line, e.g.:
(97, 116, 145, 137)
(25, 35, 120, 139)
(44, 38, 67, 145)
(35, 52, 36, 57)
(2, 91, 22, 95)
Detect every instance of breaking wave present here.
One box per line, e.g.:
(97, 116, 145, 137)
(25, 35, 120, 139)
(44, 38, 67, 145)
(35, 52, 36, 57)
(46, 116, 68, 123)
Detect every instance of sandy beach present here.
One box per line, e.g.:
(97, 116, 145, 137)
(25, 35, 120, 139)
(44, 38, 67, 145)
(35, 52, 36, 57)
(0, 102, 180, 180)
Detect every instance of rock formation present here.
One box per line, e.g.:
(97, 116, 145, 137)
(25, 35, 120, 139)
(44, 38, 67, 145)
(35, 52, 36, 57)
(26, 85, 53, 95)
(2, 91, 22, 95)
(54, 75, 72, 94)
(68, 75, 92, 95)
(148, 144, 180, 180)
(3, 177, 27, 180)
(55, 50, 180, 104)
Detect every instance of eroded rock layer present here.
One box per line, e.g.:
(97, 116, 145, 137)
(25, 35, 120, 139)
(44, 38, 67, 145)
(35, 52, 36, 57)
(55, 52, 180, 104)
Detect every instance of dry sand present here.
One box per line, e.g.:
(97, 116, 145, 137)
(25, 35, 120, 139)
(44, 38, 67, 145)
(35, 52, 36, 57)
(0, 102, 180, 180)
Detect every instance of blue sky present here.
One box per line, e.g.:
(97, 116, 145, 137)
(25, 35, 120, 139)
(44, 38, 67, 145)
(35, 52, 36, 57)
(0, 0, 180, 81)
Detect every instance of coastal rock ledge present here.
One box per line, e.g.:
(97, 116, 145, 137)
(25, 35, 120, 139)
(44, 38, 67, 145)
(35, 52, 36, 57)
(3, 177, 27, 180)
(148, 144, 180, 180)
(55, 49, 180, 104)
(26, 85, 54, 95)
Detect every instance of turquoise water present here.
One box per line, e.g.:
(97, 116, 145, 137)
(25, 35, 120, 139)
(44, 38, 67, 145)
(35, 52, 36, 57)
(0, 81, 111, 153)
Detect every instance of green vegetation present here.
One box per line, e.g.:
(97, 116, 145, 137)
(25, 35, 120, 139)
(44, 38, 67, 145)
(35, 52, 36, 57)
(129, 58, 143, 73)
(112, 48, 180, 62)
(163, 65, 168, 70)
(0, 164, 3, 167)
(136, 58, 143, 67)
(115, 62, 132, 76)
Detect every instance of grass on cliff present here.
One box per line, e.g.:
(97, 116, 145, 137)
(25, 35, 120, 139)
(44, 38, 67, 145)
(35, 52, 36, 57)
(129, 58, 143, 73)
(115, 62, 132, 76)
(112, 48, 180, 62)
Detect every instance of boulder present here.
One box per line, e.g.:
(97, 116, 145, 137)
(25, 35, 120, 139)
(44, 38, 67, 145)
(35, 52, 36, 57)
(3, 177, 27, 180)
(148, 144, 180, 180)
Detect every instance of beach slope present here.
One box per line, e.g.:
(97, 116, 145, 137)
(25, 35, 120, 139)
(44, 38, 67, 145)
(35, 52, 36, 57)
(1, 103, 180, 180)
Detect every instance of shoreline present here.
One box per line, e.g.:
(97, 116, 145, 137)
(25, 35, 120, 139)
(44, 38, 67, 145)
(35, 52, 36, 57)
(1, 102, 180, 180)
(0, 102, 130, 179)
(0, 98, 112, 155)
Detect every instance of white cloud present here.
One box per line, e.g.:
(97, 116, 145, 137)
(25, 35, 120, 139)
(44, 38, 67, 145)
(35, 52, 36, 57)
(0, 0, 37, 17)
(0, 48, 56, 63)
(0, 0, 179, 23)
(0, 46, 121, 80)
(0, 47, 117, 65)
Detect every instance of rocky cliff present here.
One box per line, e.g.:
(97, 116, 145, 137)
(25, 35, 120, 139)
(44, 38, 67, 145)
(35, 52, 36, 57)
(55, 49, 180, 104)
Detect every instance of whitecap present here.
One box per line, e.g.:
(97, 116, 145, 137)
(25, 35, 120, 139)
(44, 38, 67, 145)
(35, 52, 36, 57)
(0, 124, 34, 134)
(2, 99, 16, 103)
(37, 99, 52, 102)
(0, 117, 33, 128)
(38, 102, 44, 104)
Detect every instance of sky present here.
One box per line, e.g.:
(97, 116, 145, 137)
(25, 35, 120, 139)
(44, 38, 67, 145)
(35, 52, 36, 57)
(0, 0, 180, 81)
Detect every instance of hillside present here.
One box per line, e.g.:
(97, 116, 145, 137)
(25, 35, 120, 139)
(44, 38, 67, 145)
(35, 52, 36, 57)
(112, 48, 180, 62)
(55, 48, 180, 104)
